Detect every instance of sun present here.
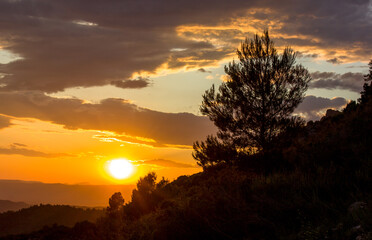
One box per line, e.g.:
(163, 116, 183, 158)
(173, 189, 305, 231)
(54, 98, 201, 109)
(107, 159, 134, 179)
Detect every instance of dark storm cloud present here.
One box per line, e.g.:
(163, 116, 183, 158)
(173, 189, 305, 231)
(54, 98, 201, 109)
(0, 91, 216, 146)
(0, 0, 370, 92)
(295, 95, 348, 120)
(310, 71, 364, 92)
(0, 143, 72, 158)
(0, 115, 12, 129)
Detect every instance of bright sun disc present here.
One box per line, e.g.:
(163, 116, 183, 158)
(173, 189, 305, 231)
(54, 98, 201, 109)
(107, 159, 134, 179)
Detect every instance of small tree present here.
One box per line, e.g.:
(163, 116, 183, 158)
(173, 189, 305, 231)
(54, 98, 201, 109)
(127, 172, 157, 218)
(193, 30, 311, 168)
(107, 192, 124, 216)
(98, 192, 124, 240)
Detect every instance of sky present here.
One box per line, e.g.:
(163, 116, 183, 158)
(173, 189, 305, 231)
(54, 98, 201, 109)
(0, 0, 371, 186)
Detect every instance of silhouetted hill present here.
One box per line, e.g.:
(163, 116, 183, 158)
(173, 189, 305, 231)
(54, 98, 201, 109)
(2, 86, 371, 239)
(0, 204, 104, 237)
(107, 94, 371, 239)
(0, 200, 29, 213)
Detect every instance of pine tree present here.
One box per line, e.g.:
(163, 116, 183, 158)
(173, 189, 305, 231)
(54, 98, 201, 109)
(193, 30, 311, 168)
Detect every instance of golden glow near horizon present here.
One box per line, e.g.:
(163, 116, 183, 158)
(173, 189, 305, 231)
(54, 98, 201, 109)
(0, 116, 199, 185)
(107, 159, 134, 180)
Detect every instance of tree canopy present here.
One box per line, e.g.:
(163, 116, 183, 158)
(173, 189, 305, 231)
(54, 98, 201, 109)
(193, 30, 311, 168)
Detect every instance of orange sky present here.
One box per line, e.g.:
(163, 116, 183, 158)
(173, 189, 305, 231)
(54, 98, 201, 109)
(0, 116, 200, 185)
(0, 0, 371, 190)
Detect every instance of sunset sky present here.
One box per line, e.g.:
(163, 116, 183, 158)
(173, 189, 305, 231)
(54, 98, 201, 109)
(0, 0, 371, 186)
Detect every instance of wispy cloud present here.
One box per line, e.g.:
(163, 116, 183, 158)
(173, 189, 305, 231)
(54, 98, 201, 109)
(0, 143, 72, 158)
(197, 68, 212, 73)
(136, 159, 196, 168)
(0, 115, 12, 130)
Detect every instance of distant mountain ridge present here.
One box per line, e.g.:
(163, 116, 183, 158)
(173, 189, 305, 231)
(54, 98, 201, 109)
(0, 179, 135, 207)
(0, 204, 104, 237)
(0, 200, 29, 213)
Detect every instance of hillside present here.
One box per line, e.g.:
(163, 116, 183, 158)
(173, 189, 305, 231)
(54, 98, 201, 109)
(1, 72, 371, 239)
(0, 200, 29, 213)
(0, 204, 104, 237)
(112, 95, 371, 240)
(2, 95, 370, 239)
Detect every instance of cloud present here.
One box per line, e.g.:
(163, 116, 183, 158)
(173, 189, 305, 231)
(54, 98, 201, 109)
(12, 143, 27, 147)
(0, 1, 231, 92)
(0, 0, 370, 92)
(0, 91, 216, 146)
(310, 71, 365, 92)
(326, 57, 344, 64)
(0, 0, 370, 141)
(0, 115, 12, 129)
(197, 68, 211, 73)
(0, 143, 72, 158)
(137, 159, 196, 168)
(295, 95, 348, 121)
(92, 133, 158, 148)
(346, 65, 369, 69)
(111, 77, 151, 89)
(296, 52, 319, 59)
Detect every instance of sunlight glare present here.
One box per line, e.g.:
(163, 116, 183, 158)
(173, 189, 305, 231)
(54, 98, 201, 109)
(107, 159, 134, 179)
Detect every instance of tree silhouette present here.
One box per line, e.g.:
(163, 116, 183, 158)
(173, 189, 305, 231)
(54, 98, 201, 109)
(359, 59, 372, 104)
(98, 192, 125, 240)
(130, 172, 157, 216)
(193, 30, 310, 168)
(107, 192, 124, 216)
